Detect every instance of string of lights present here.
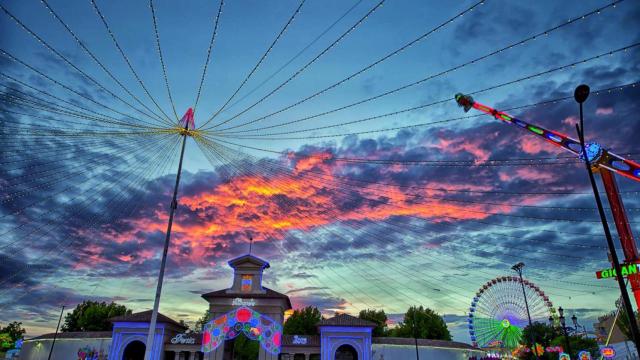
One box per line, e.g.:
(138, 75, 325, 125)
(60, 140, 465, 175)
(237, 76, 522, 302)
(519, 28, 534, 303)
(196, 138, 473, 310)
(204, 0, 386, 130)
(0, 3, 168, 128)
(89, 0, 174, 124)
(198, 138, 612, 306)
(149, 0, 179, 121)
(38, 0, 170, 125)
(201, 137, 612, 246)
(193, 0, 225, 113)
(0, 48, 156, 128)
(216, 0, 626, 135)
(0, 72, 157, 129)
(214, 45, 638, 139)
(0, 137, 181, 293)
(206, 135, 639, 198)
(204, 136, 629, 245)
(209, 80, 639, 140)
(221, 0, 366, 115)
(204, 0, 485, 131)
(200, 0, 306, 124)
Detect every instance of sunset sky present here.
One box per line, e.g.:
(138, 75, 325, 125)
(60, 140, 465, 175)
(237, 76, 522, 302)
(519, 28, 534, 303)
(1, 0, 639, 342)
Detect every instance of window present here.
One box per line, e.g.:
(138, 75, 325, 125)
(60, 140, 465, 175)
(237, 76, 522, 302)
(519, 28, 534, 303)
(241, 275, 252, 292)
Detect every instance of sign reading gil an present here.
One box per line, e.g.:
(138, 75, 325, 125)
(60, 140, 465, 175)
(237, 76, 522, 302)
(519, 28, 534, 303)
(596, 263, 639, 279)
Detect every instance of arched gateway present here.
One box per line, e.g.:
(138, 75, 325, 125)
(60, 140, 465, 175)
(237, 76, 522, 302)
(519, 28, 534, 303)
(200, 254, 291, 360)
(201, 307, 282, 355)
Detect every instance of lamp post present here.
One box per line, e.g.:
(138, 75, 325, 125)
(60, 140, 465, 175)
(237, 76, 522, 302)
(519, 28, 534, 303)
(571, 314, 586, 336)
(511, 262, 539, 359)
(412, 312, 420, 360)
(558, 307, 573, 356)
(573, 84, 640, 355)
(47, 305, 64, 360)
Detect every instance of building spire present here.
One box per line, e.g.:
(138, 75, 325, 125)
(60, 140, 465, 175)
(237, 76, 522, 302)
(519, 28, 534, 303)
(249, 236, 253, 255)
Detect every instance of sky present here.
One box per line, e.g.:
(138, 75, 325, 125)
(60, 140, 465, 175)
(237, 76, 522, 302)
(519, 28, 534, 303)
(0, 0, 639, 344)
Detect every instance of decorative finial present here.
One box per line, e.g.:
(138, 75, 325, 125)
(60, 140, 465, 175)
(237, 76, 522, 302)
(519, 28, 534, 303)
(249, 236, 253, 254)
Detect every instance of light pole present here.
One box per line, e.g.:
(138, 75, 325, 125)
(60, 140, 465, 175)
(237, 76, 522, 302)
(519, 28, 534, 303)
(412, 312, 420, 360)
(47, 305, 64, 360)
(558, 307, 573, 356)
(512, 262, 539, 359)
(144, 109, 193, 360)
(571, 314, 586, 336)
(573, 84, 640, 356)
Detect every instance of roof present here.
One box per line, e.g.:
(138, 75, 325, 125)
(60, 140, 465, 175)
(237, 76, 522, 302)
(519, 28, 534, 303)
(373, 337, 479, 350)
(27, 331, 112, 341)
(109, 310, 187, 330)
(201, 287, 292, 310)
(281, 335, 320, 347)
(317, 313, 376, 328)
(228, 254, 270, 269)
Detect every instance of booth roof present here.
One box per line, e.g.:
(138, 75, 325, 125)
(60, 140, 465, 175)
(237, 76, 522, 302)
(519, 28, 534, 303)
(317, 313, 376, 328)
(201, 287, 292, 309)
(109, 310, 187, 330)
(373, 337, 478, 350)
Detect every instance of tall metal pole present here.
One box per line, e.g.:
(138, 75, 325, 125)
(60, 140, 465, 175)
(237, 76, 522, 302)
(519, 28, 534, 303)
(558, 307, 573, 356)
(512, 262, 539, 359)
(143, 125, 189, 360)
(412, 313, 420, 360)
(47, 305, 64, 360)
(573, 84, 640, 355)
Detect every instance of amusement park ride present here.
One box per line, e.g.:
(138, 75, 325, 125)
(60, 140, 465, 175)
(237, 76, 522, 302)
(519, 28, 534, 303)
(455, 92, 640, 311)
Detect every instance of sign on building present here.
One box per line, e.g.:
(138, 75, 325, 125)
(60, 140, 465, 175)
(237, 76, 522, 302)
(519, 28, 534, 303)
(171, 333, 196, 344)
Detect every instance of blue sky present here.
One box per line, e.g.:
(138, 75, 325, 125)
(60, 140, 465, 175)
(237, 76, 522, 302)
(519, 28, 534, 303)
(1, 0, 639, 344)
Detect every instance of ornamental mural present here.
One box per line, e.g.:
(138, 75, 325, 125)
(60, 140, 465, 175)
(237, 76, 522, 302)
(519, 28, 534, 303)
(201, 306, 282, 355)
(77, 346, 108, 360)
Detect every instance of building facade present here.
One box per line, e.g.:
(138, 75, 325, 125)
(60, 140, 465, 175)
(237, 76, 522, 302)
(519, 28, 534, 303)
(19, 254, 484, 360)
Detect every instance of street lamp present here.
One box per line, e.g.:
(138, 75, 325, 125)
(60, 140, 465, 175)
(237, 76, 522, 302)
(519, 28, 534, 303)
(558, 307, 573, 356)
(512, 262, 539, 359)
(570, 314, 585, 336)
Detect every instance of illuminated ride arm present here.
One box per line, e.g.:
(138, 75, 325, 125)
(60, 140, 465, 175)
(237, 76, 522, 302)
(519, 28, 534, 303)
(454, 93, 640, 182)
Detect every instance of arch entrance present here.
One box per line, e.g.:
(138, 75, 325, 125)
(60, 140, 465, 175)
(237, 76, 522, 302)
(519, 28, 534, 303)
(122, 340, 146, 360)
(334, 344, 357, 360)
(202, 306, 282, 356)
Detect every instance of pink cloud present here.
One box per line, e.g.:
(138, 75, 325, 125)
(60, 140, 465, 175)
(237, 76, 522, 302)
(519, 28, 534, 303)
(433, 137, 491, 164)
(562, 116, 578, 125)
(596, 107, 614, 115)
(519, 137, 546, 155)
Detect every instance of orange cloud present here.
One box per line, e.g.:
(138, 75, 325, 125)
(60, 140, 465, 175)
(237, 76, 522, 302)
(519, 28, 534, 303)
(94, 152, 518, 268)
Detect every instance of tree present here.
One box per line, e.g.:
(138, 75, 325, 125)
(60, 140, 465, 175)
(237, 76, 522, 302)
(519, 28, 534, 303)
(358, 309, 388, 337)
(616, 307, 640, 341)
(519, 322, 598, 360)
(389, 306, 451, 341)
(0, 321, 25, 351)
(61, 301, 131, 332)
(550, 335, 598, 359)
(194, 309, 213, 333)
(232, 336, 259, 359)
(519, 322, 560, 360)
(283, 306, 322, 335)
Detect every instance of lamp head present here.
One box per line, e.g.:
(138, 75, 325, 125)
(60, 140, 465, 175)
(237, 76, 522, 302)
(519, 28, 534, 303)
(574, 84, 590, 104)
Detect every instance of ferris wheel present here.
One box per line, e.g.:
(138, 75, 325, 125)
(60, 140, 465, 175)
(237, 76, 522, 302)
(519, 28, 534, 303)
(468, 276, 556, 349)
